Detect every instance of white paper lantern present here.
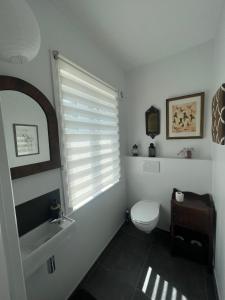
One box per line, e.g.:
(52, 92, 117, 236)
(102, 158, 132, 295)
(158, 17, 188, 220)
(0, 0, 41, 63)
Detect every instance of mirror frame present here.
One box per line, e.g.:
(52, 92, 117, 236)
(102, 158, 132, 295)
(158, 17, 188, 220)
(0, 76, 61, 179)
(145, 106, 160, 138)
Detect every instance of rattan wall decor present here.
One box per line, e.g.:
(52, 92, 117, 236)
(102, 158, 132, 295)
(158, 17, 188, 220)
(212, 84, 225, 145)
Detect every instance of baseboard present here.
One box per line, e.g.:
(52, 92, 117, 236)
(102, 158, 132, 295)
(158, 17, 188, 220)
(65, 219, 125, 299)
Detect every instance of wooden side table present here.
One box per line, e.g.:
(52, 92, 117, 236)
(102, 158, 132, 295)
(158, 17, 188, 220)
(170, 189, 216, 271)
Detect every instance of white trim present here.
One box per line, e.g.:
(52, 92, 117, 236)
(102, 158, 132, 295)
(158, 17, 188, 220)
(0, 104, 27, 300)
(50, 50, 71, 215)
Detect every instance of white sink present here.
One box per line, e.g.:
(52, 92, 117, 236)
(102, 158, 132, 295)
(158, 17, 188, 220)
(20, 216, 75, 278)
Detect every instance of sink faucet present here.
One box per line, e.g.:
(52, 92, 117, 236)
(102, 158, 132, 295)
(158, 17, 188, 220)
(49, 217, 63, 224)
(49, 212, 74, 224)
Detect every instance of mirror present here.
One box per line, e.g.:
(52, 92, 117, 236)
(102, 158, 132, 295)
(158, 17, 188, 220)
(145, 106, 160, 138)
(1, 91, 50, 167)
(0, 76, 61, 179)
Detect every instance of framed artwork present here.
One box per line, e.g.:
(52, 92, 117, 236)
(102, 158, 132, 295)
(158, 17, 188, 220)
(13, 124, 40, 156)
(166, 92, 204, 139)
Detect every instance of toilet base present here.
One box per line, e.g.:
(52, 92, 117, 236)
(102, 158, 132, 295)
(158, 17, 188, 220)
(131, 216, 159, 234)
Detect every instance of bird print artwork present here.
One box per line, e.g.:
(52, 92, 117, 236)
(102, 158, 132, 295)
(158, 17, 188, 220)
(172, 102, 196, 133)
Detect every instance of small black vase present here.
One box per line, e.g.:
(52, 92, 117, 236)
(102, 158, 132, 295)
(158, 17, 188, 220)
(148, 143, 156, 157)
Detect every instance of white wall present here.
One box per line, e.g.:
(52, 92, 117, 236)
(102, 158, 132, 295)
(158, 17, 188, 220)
(0, 0, 127, 299)
(126, 156, 212, 231)
(210, 3, 225, 299)
(126, 41, 213, 159)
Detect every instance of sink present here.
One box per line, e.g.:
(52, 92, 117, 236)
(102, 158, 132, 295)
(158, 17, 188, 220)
(20, 216, 75, 278)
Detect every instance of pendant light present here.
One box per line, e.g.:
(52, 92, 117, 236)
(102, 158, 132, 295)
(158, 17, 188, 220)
(0, 0, 41, 64)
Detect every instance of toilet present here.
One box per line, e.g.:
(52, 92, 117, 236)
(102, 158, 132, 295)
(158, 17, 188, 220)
(131, 200, 159, 233)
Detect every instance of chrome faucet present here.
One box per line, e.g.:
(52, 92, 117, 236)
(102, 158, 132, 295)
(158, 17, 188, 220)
(49, 212, 74, 224)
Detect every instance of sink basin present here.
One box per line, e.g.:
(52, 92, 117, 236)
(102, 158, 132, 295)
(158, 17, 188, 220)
(20, 217, 75, 278)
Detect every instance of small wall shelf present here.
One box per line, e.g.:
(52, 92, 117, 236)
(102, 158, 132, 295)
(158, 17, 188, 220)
(126, 156, 211, 162)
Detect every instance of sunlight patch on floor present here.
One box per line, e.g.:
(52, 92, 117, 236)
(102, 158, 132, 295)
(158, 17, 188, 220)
(151, 274, 160, 300)
(142, 266, 188, 300)
(142, 266, 152, 294)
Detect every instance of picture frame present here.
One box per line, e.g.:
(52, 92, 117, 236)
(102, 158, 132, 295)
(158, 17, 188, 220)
(166, 92, 204, 139)
(13, 124, 40, 157)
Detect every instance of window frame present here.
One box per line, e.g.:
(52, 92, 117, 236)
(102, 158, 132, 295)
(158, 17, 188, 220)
(51, 51, 121, 214)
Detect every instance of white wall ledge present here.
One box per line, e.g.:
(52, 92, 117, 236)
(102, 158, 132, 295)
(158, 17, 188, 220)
(126, 155, 211, 162)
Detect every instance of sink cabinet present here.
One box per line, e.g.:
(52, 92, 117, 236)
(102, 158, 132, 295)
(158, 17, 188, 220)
(20, 217, 75, 278)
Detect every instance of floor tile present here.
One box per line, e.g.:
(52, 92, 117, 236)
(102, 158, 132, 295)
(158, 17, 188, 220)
(97, 231, 148, 287)
(137, 232, 208, 299)
(80, 264, 135, 300)
(73, 223, 217, 300)
(132, 289, 150, 300)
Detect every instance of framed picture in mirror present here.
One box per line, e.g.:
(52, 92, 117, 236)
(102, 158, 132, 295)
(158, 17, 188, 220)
(13, 124, 40, 157)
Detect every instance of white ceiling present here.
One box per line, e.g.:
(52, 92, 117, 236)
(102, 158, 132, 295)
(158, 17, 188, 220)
(50, 0, 224, 70)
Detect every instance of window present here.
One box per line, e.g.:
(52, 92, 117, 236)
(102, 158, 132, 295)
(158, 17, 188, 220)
(55, 55, 120, 210)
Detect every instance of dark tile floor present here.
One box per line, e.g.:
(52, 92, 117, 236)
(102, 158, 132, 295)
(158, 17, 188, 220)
(77, 223, 217, 300)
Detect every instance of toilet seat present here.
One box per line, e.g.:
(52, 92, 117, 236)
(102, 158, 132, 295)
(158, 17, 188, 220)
(131, 200, 159, 224)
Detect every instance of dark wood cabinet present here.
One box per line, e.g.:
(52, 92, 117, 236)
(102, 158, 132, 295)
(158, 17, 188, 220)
(170, 189, 216, 271)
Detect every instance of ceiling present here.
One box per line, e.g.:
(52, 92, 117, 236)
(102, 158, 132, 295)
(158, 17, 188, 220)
(50, 0, 224, 70)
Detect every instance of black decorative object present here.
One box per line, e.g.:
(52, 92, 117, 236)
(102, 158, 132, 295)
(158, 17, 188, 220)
(145, 106, 160, 138)
(50, 198, 61, 220)
(148, 143, 156, 157)
(131, 144, 139, 156)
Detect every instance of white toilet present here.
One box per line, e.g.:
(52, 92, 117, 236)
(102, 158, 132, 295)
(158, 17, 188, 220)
(131, 200, 160, 233)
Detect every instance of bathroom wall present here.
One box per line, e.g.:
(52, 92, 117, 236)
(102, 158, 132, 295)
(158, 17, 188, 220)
(126, 41, 213, 159)
(210, 2, 225, 299)
(0, 0, 127, 299)
(126, 156, 212, 231)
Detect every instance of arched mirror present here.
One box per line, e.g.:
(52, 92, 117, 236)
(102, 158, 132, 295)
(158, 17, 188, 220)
(0, 76, 61, 179)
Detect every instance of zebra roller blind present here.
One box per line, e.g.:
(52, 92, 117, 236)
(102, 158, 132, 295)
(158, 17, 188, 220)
(57, 57, 120, 210)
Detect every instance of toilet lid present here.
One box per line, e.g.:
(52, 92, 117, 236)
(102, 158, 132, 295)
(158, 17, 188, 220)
(131, 200, 159, 224)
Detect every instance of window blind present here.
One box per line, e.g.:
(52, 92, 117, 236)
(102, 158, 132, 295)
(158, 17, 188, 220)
(57, 57, 120, 210)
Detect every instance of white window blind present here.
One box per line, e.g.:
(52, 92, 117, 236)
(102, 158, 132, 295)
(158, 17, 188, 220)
(56, 57, 120, 210)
